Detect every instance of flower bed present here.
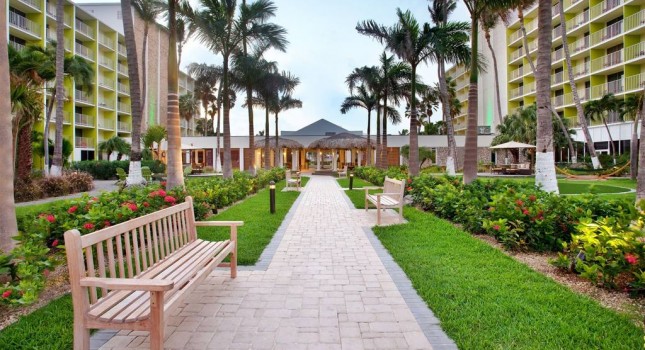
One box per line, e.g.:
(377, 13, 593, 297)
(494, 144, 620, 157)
(1, 168, 285, 305)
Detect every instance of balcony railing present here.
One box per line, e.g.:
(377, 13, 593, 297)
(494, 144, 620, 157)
(552, 95, 565, 107)
(98, 118, 114, 130)
(510, 86, 524, 99)
(99, 55, 113, 69)
(46, 2, 55, 16)
(75, 137, 94, 148)
(510, 66, 524, 80)
(98, 99, 114, 109)
(625, 42, 645, 62)
(573, 62, 590, 77)
(552, 26, 562, 39)
(591, 49, 623, 72)
(99, 33, 114, 49)
(590, 20, 622, 47)
(590, 79, 624, 99)
(118, 43, 126, 56)
(590, 0, 622, 20)
(510, 47, 524, 61)
(9, 12, 41, 37)
(552, 71, 566, 85)
(118, 121, 132, 132)
(75, 89, 92, 104)
(49, 112, 71, 124)
(625, 74, 645, 91)
(9, 41, 26, 52)
(75, 113, 94, 127)
(552, 47, 564, 61)
(563, 0, 583, 9)
(75, 19, 94, 38)
(624, 9, 645, 32)
(99, 76, 114, 89)
(566, 9, 589, 32)
(118, 82, 130, 94)
(509, 20, 536, 43)
(75, 43, 94, 61)
(569, 36, 589, 53)
(18, 0, 41, 10)
(118, 63, 128, 75)
(118, 102, 131, 114)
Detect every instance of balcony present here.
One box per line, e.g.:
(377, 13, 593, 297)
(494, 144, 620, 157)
(74, 113, 94, 127)
(49, 112, 72, 124)
(552, 47, 564, 62)
(573, 62, 590, 77)
(569, 36, 589, 54)
(9, 11, 41, 38)
(566, 9, 589, 32)
(99, 76, 114, 90)
(9, 41, 26, 52)
(98, 118, 114, 130)
(99, 33, 115, 50)
(625, 74, 645, 92)
(552, 95, 565, 107)
(75, 43, 94, 61)
(17, 0, 41, 11)
(118, 102, 131, 114)
(118, 63, 128, 76)
(563, 0, 584, 9)
(75, 89, 92, 104)
(118, 43, 126, 56)
(117, 121, 132, 133)
(552, 26, 562, 40)
(99, 55, 113, 69)
(118, 82, 130, 95)
(510, 47, 524, 62)
(624, 9, 645, 33)
(591, 49, 623, 72)
(590, 20, 622, 47)
(625, 42, 645, 62)
(98, 98, 115, 110)
(75, 137, 94, 148)
(551, 71, 566, 85)
(590, 79, 624, 99)
(75, 19, 94, 39)
(590, 0, 622, 20)
(510, 66, 524, 81)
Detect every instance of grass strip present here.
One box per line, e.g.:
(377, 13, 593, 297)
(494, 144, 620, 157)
(336, 177, 372, 189)
(373, 207, 644, 350)
(198, 177, 308, 265)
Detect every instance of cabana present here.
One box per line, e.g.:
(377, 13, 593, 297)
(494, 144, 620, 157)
(308, 133, 374, 171)
(254, 137, 304, 170)
(489, 141, 536, 175)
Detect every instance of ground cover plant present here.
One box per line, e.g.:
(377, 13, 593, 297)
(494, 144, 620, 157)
(373, 207, 644, 350)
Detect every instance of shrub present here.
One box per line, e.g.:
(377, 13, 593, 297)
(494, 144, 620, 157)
(14, 179, 44, 203)
(63, 171, 94, 193)
(71, 160, 166, 179)
(353, 166, 408, 186)
(38, 176, 71, 197)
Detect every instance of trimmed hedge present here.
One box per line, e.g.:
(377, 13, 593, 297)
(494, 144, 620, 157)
(71, 160, 166, 180)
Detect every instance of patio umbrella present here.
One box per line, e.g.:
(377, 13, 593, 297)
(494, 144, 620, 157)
(489, 141, 536, 149)
(308, 133, 373, 149)
(253, 137, 304, 149)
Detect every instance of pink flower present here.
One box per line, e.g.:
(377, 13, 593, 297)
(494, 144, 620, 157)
(103, 220, 111, 227)
(43, 269, 50, 278)
(164, 196, 176, 204)
(123, 202, 137, 211)
(407, 178, 412, 184)
(515, 199, 524, 207)
(83, 223, 95, 230)
(488, 207, 495, 212)
(148, 191, 158, 198)
(143, 201, 150, 207)
(492, 225, 501, 231)
(522, 209, 530, 215)
(528, 195, 537, 202)
(68, 206, 78, 214)
(51, 239, 59, 247)
(158, 189, 167, 197)
(160, 181, 167, 187)
(2, 290, 11, 298)
(625, 253, 639, 266)
(407, 187, 413, 192)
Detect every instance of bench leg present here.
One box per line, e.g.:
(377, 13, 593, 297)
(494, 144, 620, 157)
(231, 226, 238, 279)
(376, 199, 381, 226)
(73, 323, 90, 349)
(150, 291, 165, 350)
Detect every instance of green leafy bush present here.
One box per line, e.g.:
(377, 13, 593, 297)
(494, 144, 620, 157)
(71, 160, 166, 180)
(353, 166, 408, 186)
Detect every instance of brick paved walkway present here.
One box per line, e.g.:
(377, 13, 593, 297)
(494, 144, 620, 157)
(95, 176, 454, 349)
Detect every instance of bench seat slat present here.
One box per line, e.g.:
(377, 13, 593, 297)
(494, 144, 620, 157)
(366, 194, 399, 207)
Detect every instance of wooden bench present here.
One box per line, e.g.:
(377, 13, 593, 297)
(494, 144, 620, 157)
(286, 170, 301, 190)
(64, 197, 243, 350)
(364, 176, 404, 225)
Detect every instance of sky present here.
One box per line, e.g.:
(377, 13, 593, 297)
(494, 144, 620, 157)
(78, 0, 472, 136)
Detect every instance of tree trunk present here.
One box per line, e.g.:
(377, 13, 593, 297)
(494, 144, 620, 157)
(222, 53, 232, 178)
(16, 123, 33, 179)
(366, 109, 371, 166)
(463, 16, 480, 184)
(247, 84, 255, 172)
(141, 23, 149, 126)
(0, 1, 18, 252)
(636, 86, 645, 204)
(166, 0, 185, 189)
(375, 102, 381, 168)
(264, 100, 270, 170)
(631, 112, 639, 180)
(438, 61, 457, 176)
(122, 0, 145, 186)
(408, 64, 419, 176)
(603, 119, 617, 164)
(50, 0, 66, 176)
(535, 0, 559, 193)
(485, 30, 503, 125)
(382, 105, 388, 169)
(274, 112, 280, 167)
(43, 92, 55, 174)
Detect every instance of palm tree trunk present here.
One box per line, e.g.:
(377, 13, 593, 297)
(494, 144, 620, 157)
(166, 0, 185, 189)
(16, 122, 33, 179)
(375, 103, 381, 168)
(636, 86, 645, 203)
(535, 0, 558, 193)
(366, 109, 371, 166)
(438, 61, 457, 176)
(485, 30, 503, 126)
(141, 23, 149, 122)
(274, 112, 280, 167)
(381, 93, 389, 170)
(50, 0, 66, 176)
(122, 0, 145, 186)
(463, 16, 480, 184)
(603, 119, 617, 163)
(0, 1, 18, 253)
(43, 92, 55, 174)
(264, 101, 270, 170)
(408, 65, 419, 176)
(247, 84, 255, 172)
(631, 112, 639, 180)
(222, 54, 233, 178)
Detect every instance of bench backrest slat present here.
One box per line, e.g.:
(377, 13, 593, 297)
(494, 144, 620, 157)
(65, 197, 198, 306)
(383, 177, 404, 200)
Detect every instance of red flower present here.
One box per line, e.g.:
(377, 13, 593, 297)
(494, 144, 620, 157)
(528, 195, 537, 202)
(407, 178, 412, 184)
(515, 199, 524, 207)
(148, 191, 158, 198)
(143, 201, 150, 207)
(522, 209, 530, 215)
(43, 269, 50, 278)
(164, 196, 176, 204)
(158, 189, 167, 197)
(123, 203, 138, 211)
(51, 239, 59, 247)
(625, 253, 639, 266)
(407, 187, 413, 191)
(44, 214, 55, 223)
(160, 181, 167, 187)
(68, 206, 78, 214)
(492, 225, 501, 231)
(83, 223, 95, 230)
(103, 220, 111, 227)
(2, 290, 11, 298)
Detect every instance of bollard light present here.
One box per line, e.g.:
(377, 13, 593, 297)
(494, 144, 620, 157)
(269, 181, 276, 214)
(349, 172, 354, 190)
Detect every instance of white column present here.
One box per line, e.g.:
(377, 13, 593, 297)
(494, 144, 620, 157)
(292, 150, 298, 171)
(239, 148, 244, 171)
(316, 149, 321, 171)
(357, 151, 363, 167)
(332, 149, 337, 171)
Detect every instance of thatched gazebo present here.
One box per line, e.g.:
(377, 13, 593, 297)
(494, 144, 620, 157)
(253, 138, 304, 169)
(253, 137, 304, 149)
(308, 133, 373, 171)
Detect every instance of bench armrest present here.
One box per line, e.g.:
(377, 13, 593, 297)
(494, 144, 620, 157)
(80, 277, 174, 291)
(374, 193, 402, 197)
(195, 221, 244, 227)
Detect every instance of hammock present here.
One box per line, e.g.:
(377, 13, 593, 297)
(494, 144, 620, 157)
(556, 161, 631, 180)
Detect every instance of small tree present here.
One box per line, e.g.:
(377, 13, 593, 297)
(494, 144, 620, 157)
(142, 125, 167, 162)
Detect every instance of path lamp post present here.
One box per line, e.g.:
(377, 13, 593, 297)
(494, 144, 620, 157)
(349, 173, 354, 190)
(269, 181, 276, 214)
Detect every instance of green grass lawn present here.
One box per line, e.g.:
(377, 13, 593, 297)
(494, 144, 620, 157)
(373, 207, 644, 350)
(0, 178, 307, 349)
(336, 177, 372, 188)
(15, 199, 73, 220)
(197, 176, 308, 265)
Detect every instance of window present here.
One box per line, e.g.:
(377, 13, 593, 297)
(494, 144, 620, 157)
(80, 150, 95, 161)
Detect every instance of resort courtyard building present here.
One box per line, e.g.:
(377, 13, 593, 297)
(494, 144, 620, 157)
(6, 0, 197, 165)
(176, 119, 495, 172)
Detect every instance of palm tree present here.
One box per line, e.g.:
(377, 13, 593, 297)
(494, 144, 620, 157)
(142, 125, 167, 161)
(416, 87, 439, 135)
(98, 136, 131, 161)
(0, 5, 18, 252)
(479, 10, 507, 125)
(132, 0, 162, 124)
(534, 0, 558, 193)
(635, 86, 645, 204)
(340, 84, 377, 165)
(585, 94, 621, 164)
(346, 66, 382, 167)
(50, 0, 66, 177)
(188, 63, 221, 136)
(357, 9, 434, 175)
(192, 0, 287, 178)
(271, 90, 302, 167)
(621, 93, 644, 179)
(428, 0, 471, 176)
(10, 75, 42, 177)
(179, 92, 199, 128)
(557, 1, 598, 168)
